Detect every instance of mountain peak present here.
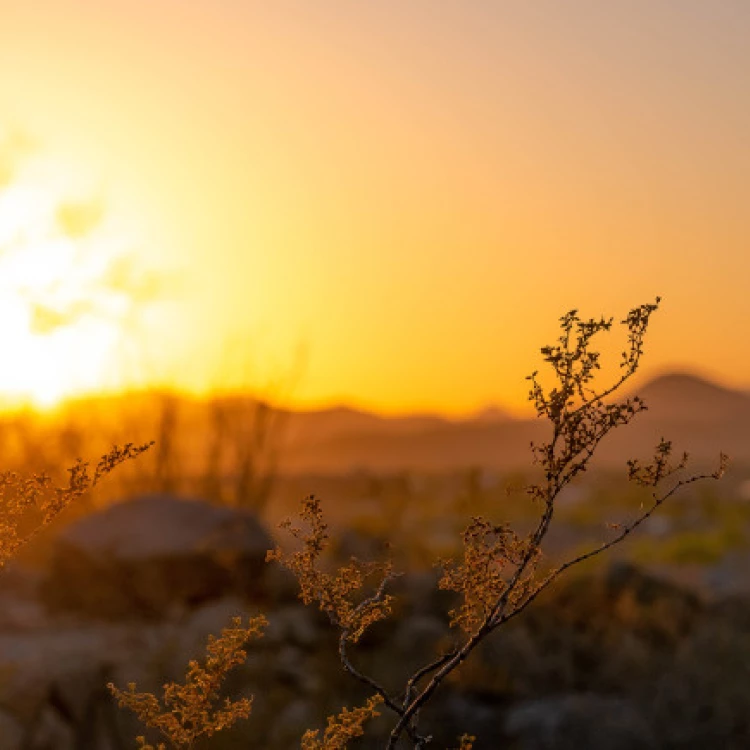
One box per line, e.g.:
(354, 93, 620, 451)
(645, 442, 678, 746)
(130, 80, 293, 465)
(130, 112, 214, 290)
(638, 371, 736, 397)
(633, 371, 750, 419)
(470, 405, 510, 423)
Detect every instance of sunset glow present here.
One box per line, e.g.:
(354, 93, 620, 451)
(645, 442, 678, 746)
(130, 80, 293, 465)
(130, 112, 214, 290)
(2, 2, 749, 415)
(0, 153, 151, 408)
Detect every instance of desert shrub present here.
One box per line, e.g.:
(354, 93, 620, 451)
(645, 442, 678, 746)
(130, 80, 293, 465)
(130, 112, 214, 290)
(109, 615, 268, 750)
(109, 299, 726, 747)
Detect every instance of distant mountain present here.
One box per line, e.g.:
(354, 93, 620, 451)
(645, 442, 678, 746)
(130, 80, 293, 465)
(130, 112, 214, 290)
(470, 406, 512, 423)
(633, 372, 750, 422)
(29, 372, 750, 474)
(280, 402, 516, 447)
(280, 372, 750, 473)
(280, 406, 456, 447)
(280, 419, 539, 473)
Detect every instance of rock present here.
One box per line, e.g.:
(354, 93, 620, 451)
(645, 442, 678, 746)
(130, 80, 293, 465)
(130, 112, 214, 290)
(504, 693, 658, 750)
(39, 495, 274, 620)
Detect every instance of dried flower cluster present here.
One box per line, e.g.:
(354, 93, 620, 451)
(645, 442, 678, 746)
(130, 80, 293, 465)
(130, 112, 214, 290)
(628, 437, 728, 488)
(0, 441, 153, 568)
(267, 494, 395, 644)
(301, 695, 384, 750)
(109, 299, 727, 749)
(287, 300, 726, 748)
(438, 518, 526, 633)
(109, 615, 267, 749)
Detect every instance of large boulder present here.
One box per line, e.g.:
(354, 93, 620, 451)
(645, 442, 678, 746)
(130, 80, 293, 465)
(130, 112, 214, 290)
(39, 494, 274, 620)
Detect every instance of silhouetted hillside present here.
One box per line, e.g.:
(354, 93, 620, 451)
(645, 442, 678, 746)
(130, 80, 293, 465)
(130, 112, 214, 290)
(280, 372, 750, 472)
(281, 406, 459, 445)
(634, 372, 750, 422)
(8, 373, 747, 475)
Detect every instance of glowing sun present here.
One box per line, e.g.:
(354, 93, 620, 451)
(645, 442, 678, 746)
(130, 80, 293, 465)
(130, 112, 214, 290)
(0, 152, 145, 409)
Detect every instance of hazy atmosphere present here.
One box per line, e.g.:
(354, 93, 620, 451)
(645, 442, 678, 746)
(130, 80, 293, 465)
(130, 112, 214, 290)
(2, 1, 749, 413)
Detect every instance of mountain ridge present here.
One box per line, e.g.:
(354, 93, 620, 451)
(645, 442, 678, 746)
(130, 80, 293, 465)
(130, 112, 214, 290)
(279, 371, 750, 472)
(15, 371, 748, 473)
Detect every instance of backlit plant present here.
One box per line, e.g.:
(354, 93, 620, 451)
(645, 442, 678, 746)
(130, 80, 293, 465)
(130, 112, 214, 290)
(109, 301, 729, 747)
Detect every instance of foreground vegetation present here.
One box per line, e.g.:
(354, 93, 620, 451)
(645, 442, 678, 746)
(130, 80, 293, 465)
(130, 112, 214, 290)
(0, 299, 731, 748)
(105, 299, 722, 748)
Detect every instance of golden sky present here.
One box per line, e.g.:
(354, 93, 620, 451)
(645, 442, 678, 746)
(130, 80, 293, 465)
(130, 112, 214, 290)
(1, 2, 749, 415)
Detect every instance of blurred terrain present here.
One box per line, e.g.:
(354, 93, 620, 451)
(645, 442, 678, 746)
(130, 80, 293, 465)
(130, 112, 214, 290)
(278, 372, 750, 473)
(5, 370, 748, 474)
(0, 370, 749, 747)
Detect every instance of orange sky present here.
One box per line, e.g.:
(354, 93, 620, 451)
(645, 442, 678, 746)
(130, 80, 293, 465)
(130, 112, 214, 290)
(1, 2, 749, 415)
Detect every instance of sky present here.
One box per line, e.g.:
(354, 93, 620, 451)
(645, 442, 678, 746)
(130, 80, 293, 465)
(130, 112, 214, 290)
(0, 1, 748, 415)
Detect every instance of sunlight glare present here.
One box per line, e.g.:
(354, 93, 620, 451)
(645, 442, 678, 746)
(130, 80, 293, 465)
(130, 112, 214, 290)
(0, 153, 145, 410)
